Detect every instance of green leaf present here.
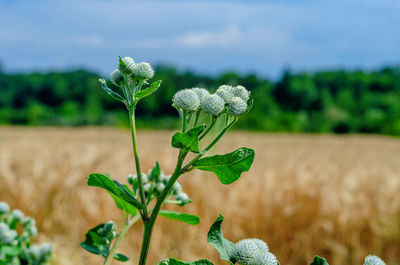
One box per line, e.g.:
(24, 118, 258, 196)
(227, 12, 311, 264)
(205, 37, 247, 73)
(159, 210, 200, 225)
(158, 258, 214, 265)
(80, 223, 114, 257)
(135, 80, 162, 104)
(243, 99, 254, 115)
(148, 162, 161, 182)
(114, 253, 129, 262)
(0, 246, 21, 256)
(171, 125, 205, 153)
(310, 256, 329, 265)
(87, 173, 144, 210)
(107, 192, 137, 216)
(207, 214, 235, 265)
(99, 79, 125, 103)
(193, 147, 255, 184)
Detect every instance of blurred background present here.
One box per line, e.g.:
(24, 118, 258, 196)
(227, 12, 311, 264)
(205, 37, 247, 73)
(0, 0, 400, 264)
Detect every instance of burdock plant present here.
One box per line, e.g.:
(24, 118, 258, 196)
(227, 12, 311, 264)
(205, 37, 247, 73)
(81, 56, 386, 265)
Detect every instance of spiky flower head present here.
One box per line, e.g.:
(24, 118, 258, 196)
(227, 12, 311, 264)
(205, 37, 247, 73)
(39, 243, 52, 257)
(143, 183, 152, 194)
(27, 245, 41, 260)
(155, 183, 165, 193)
(0, 202, 9, 214)
(175, 192, 190, 204)
(173, 89, 200, 111)
(364, 255, 386, 265)
(0, 222, 8, 234)
(0, 229, 17, 244)
(11, 209, 24, 221)
(27, 226, 38, 237)
(191, 87, 210, 102)
(216, 85, 234, 104)
(251, 252, 278, 265)
(172, 181, 182, 195)
(132, 62, 154, 79)
(228, 97, 248, 116)
(233, 239, 269, 265)
(201, 94, 225, 116)
(119, 56, 135, 74)
(232, 85, 250, 102)
(110, 69, 124, 86)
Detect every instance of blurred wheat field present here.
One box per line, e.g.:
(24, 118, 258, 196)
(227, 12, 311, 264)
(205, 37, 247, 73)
(0, 127, 399, 265)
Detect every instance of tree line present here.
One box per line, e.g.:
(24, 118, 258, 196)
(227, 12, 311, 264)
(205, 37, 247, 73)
(1, 65, 399, 135)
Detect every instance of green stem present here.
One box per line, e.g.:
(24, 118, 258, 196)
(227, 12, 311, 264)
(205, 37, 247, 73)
(129, 109, 149, 220)
(183, 117, 238, 172)
(182, 110, 187, 133)
(194, 111, 201, 127)
(137, 151, 188, 265)
(103, 214, 141, 265)
(199, 116, 217, 140)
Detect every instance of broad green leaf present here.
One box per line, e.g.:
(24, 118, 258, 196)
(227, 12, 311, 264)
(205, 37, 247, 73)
(158, 258, 214, 265)
(80, 243, 108, 257)
(80, 223, 113, 257)
(193, 147, 255, 184)
(114, 253, 129, 262)
(207, 214, 235, 265)
(171, 125, 205, 153)
(87, 173, 144, 210)
(159, 210, 200, 225)
(0, 246, 21, 256)
(99, 79, 125, 103)
(135, 80, 162, 104)
(310, 256, 329, 265)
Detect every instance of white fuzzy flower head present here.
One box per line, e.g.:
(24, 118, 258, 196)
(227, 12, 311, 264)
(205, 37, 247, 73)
(232, 85, 250, 102)
(191, 87, 210, 102)
(172, 182, 182, 194)
(156, 183, 165, 193)
(110, 69, 124, 86)
(27, 226, 38, 237)
(132, 62, 154, 79)
(364, 255, 386, 265)
(0, 202, 9, 214)
(143, 183, 152, 194)
(39, 243, 52, 257)
(1, 229, 17, 244)
(175, 192, 190, 203)
(228, 97, 248, 116)
(251, 252, 278, 265)
(0, 222, 9, 234)
(201, 94, 225, 116)
(11, 209, 24, 221)
(233, 239, 269, 265)
(216, 85, 234, 104)
(173, 89, 200, 111)
(119, 57, 135, 74)
(28, 245, 41, 260)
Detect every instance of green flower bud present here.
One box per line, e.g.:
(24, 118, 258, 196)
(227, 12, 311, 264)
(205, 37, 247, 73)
(233, 239, 269, 265)
(251, 252, 277, 265)
(0, 202, 9, 214)
(1, 229, 17, 244)
(119, 57, 135, 74)
(39, 243, 52, 258)
(11, 209, 24, 221)
(132, 62, 154, 79)
(364, 255, 386, 265)
(110, 69, 124, 86)
(228, 97, 247, 116)
(232, 85, 250, 102)
(128, 174, 137, 185)
(173, 89, 200, 111)
(216, 85, 234, 104)
(201, 94, 225, 116)
(191, 87, 210, 103)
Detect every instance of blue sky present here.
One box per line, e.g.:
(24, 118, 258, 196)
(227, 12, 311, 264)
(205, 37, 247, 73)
(0, 0, 399, 77)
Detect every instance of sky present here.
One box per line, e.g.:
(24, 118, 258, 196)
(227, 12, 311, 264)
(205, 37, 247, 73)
(0, 0, 399, 77)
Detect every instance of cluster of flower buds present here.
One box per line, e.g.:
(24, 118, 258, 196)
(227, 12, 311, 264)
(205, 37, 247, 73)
(172, 85, 250, 116)
(364, 255, 386, 265)
(231, 238, 277, 265)
(0, 201, 52, 264)
(110, 56, 154, 86)
(128, 167, 190, 205)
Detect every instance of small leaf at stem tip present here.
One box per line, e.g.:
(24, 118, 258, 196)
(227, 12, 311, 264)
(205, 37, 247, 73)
(171, 125, 205, 153)
(158, 258, 214, 265)
(87, 173, 144, 210)
(310, 256, 329, 265)
(159, 210, 200, 225)
(207, 214, 235, 265)
(98, 79, 125, 103)
(134, 80, 162, 104)
(114, 253, 129, 262)
(193, 147, 255, 184)
(148, 162, 161, 182)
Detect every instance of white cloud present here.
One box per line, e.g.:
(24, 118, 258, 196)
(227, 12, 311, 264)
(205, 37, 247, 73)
(175, 26, 242, 48)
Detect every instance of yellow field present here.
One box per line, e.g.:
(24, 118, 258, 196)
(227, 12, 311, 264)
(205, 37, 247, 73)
(0, 127, 399, 265)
